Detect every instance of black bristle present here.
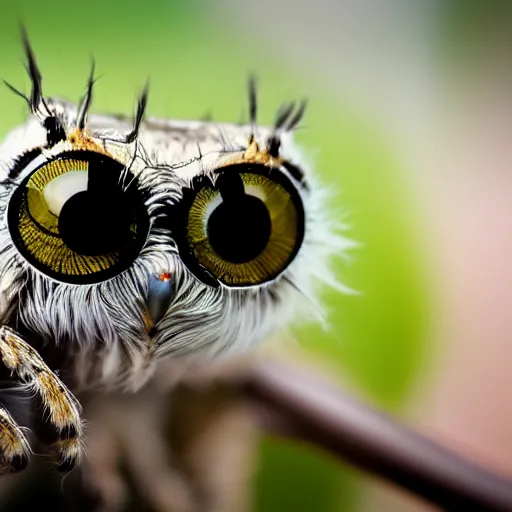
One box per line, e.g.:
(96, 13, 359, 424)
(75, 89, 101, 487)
(21, 25, 46, 114)
(44, 116, 67, 147)
(125, 81, 149, 143)
(248, 74, 258, 132)
(76, 60, 96, 130)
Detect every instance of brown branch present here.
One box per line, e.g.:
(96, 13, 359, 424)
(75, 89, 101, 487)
(239, 359, 512, 512)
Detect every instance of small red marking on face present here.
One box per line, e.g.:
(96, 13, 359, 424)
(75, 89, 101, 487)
(159, 272, 172, 281)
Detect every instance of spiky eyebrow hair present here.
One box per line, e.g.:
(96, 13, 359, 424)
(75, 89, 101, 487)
(2, 27, 51, 117)
(2, 26, 64, 146)
(246, 74, 308, 159)
(3, 26, 307, 188)
(3, 27, 149, 148)
(245, 77, 308, 187)
(76, 61, 97, 132)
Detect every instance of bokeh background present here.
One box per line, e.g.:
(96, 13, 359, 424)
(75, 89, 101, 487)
(0, 1, 512, 511)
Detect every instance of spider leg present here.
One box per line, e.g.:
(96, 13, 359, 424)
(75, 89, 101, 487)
(0, 326, 84, 471)
(0, 408, 30, 474)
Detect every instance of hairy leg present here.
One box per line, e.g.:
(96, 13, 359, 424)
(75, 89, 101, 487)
(0, 408, 30, 474)
(0, 326, 84, 471)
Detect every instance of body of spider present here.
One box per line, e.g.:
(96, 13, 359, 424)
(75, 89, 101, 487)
(0, 30, 346, 474)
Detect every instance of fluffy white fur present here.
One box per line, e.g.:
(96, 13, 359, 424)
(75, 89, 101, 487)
(0, 98, 349, 392)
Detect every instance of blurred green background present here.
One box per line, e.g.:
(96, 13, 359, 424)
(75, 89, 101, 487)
(0, 1, 429, 510)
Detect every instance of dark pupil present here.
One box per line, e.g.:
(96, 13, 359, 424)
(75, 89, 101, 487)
(57, 155, 136, 256)
(59, 191, 130, 256)
(207, 194, 271, 264)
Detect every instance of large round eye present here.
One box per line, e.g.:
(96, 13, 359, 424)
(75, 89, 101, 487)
(7, 150, 149, 284)
(173, 163, 305, 288)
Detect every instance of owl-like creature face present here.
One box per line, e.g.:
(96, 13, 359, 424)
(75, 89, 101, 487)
(0, 33, 352, 473)
(0, 38, 346, 393)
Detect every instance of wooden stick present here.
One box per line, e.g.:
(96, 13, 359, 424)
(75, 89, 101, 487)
(242, 359, 512, 511)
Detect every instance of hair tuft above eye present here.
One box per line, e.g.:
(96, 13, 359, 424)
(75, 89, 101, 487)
(2, 27, 52, 120)
(76, 60, 97, 131)
(266, 99, 308, 157)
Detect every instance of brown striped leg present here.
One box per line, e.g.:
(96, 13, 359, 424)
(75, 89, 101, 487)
(0, 326, 84, 471)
